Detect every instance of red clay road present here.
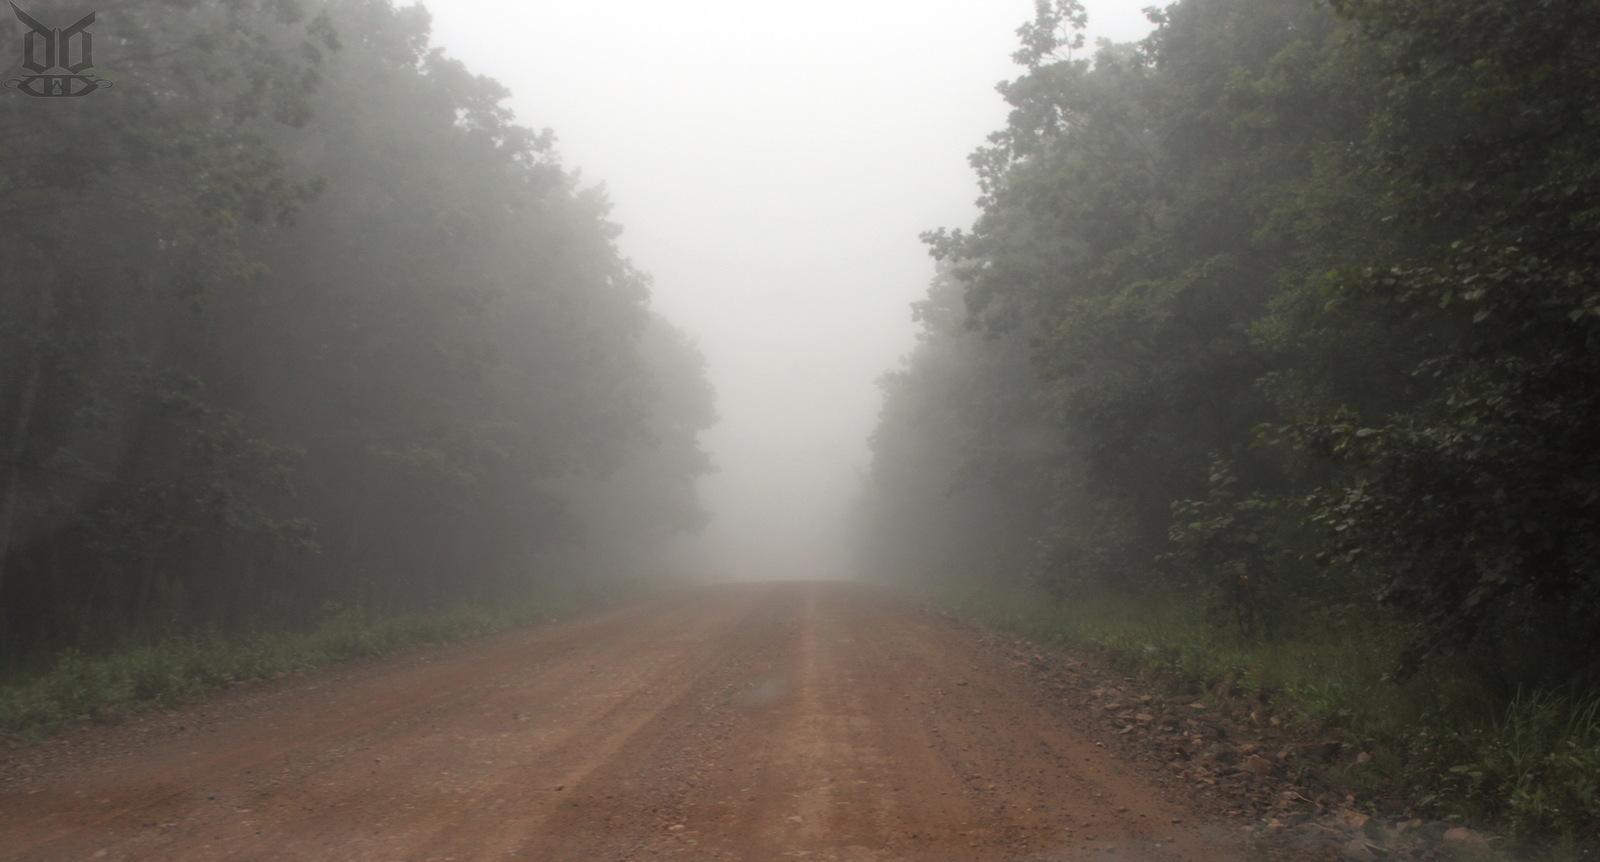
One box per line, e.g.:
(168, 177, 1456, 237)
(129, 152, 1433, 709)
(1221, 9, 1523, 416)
(0, 581, 1250, 860)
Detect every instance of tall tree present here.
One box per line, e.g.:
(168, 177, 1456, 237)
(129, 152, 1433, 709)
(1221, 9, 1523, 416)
(1, 0, 716, 653)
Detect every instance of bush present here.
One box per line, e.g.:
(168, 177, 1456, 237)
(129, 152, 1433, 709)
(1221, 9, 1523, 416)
(934, 582, 1600, 841)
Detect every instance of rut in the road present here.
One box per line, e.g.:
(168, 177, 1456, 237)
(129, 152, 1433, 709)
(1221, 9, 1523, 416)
(0, 581, 1248, 861)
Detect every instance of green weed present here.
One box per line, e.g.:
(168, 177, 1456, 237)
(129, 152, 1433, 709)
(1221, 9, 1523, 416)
(0, 587, 596, 739)
(1430, 693, 1600, 839)
(928, 582, 1600, 843)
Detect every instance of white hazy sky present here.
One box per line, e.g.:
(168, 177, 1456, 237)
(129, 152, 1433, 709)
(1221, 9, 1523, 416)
(419, 0, 1155, 581)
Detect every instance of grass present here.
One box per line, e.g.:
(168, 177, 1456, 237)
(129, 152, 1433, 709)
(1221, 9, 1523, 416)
(0, 586, 599, 740)
(1429, 693, 1600, 842)
(926, 581, 1600, 846)
(932, 583, 1419, 729)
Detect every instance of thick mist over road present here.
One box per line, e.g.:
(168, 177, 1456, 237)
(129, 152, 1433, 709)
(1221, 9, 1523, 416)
(5, 0, 1598, 852)
(421, 0, 1155, 580)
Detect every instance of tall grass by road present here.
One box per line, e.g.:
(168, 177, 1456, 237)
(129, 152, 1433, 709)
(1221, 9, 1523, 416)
(933, 584, 1600, 844)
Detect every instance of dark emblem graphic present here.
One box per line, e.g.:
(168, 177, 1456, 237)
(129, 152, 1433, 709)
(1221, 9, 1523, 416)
(5, 2, 110, 97)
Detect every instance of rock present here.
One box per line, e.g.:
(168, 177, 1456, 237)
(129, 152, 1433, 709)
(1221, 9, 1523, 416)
(1335, 808, 1371, 830)
(1208, 744, 1239, 765)
(1340, 838, 1379, 861)
(1434, 827, 1497, 861)
(1242, 754, 1275, 776)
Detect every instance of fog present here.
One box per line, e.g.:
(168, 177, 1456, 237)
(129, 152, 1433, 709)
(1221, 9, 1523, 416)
(5, 2, 1591, 848)
(419, 0, 1155, 581)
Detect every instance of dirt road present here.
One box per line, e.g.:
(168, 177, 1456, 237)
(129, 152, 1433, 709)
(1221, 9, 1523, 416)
(0, 581, 1250, 860)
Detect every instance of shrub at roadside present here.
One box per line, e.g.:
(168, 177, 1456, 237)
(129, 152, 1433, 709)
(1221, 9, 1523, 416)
(934, 583, 1600, 845)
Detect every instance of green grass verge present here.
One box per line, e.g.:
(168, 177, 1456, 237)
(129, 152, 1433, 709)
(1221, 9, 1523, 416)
(927, 582, 1600, 844)
(0, 587, 598, 741)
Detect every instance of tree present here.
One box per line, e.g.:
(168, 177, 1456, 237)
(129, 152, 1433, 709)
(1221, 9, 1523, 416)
(1, 0, 715, 653)
(1274, 0, 1600, 677)
(1, 0, 331, 643)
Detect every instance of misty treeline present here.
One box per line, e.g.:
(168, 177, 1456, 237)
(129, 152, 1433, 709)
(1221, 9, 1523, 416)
(0, 0, 714, 656)
(860, 0, 1600, 691)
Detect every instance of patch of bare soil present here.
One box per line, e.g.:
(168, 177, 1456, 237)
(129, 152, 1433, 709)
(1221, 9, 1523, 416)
(1, 581, 1255, 861)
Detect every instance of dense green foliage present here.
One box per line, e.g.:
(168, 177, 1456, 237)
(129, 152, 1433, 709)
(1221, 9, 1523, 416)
(1, 0, 713, 658)
(859, 0, 1600, 835)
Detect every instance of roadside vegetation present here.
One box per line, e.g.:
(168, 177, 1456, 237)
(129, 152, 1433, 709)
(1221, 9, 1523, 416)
(858, 0, 1600, 844)
(934, 583, 1600, 844)
(0, 584, 611, 740)
(1, 1, 713, 674)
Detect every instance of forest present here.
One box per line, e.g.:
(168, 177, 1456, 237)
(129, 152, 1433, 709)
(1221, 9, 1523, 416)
(5, 0, 1600, 847)
(857, 0, 1600, 840)
(0, 0, 714, 657)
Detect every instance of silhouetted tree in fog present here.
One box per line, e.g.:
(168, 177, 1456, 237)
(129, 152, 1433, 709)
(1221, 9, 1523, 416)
(0, 0, 715, 654)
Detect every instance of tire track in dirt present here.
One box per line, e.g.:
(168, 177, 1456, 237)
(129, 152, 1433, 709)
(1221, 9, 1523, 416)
(0, 589, 757, 860)
(508, 583, 1249, 861)
(0, 581, 1249, 861)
